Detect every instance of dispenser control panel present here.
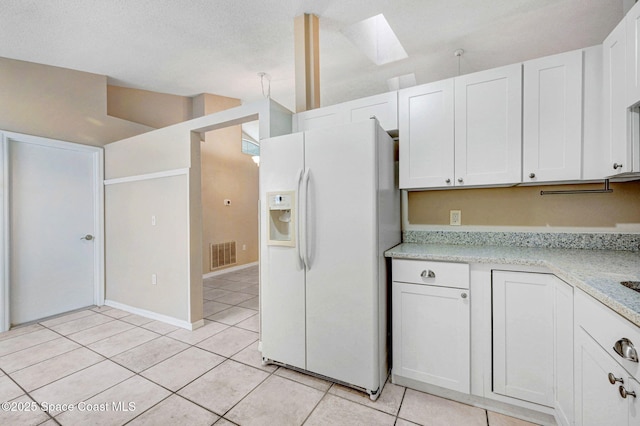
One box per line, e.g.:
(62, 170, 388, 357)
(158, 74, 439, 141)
(266, 191, 295, 247)
(269, 194, 292, 210)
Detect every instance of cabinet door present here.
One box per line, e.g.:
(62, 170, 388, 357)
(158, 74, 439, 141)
(392, 281, 470, 393)
(523, 50, 583, 183)
(554, 277, 574, 426)
(575, 327, 630, 426)
(455, 64, 522, 186)
(294, 107, 346, 133)
(603, 19, 631, 175)
(492, 271, 554, 407)
(347, 91, 398, 131)
(295, 92, 398, 133)
(399, 79, 455, 189)
(627, 1, 640, 107)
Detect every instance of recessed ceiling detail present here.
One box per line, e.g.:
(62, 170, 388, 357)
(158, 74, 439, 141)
(341, 14, 408, 66)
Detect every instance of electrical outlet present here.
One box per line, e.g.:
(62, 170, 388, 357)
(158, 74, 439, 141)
(242, 244, 247, 251)
(151, 274, 157, 285)
(450, 210, 461, 226)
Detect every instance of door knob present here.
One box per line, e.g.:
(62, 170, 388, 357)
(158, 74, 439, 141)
(609, 372, 624, 385)
(81, 234, 94, 241)
(529, 173, 536, 179)
(613, 163, 623, 170)
(457, 178, 463, 183)
(619, 386, 637, 399)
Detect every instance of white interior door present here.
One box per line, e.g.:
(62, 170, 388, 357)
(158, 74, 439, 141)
(6, 134, 101, 326)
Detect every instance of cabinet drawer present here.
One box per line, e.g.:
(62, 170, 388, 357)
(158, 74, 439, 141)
(392, 259, 469, 289)
(575, 289, 640, 379)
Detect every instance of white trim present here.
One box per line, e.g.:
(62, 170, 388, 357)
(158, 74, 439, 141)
(0, 131, 104, 332)
(2, 131, 102, 152)
(104, 299, 204, 330)
(104, 168, 189, 186)
(93, 149, 105, 307)
(203, 261, 259, 279)
(1, 135, 8, 332)
(186, 171, 192, 326)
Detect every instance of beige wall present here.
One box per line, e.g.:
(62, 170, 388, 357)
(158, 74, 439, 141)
(105, 175, 190, 320)
(107, 85, 193, 129)
(0, 57, 152, 145)
(408, 181, 640, 228)
(104, 99, 289, 327)
(195, 95, 259, 273)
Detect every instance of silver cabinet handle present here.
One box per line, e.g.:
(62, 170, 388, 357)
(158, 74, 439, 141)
(461, 292, 468, 299)
(613, 163, 623, 170)
(420, 270, 435, 278)
(609, 373, 624, 385)
(619, 386, 637, 399)
(445, 178, 451, 184)
(457, 178, 463, 183)
(529, 173, 536, 179)
(81, 234, 94, 241)
(613, 338, 639, 362)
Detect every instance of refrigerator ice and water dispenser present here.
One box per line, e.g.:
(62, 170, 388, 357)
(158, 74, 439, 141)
(267, 191, 295, 246)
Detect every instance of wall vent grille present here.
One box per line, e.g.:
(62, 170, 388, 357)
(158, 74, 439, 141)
(210, 241, 237, 270)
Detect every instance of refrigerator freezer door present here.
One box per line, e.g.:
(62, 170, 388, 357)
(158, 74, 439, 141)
(304, 120, 379, 391)
(260, 132, 306, 370)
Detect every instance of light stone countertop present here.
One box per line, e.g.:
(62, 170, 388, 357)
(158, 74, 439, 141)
(385, 243, 640, 327)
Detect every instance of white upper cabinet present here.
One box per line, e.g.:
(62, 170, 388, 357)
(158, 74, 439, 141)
(399, 79, 455, 189)
(399, 64, 522, 189)
(294, 91, 398, 133)
(603, 19, 631, 175)
(454, 64, 522, 187)
(627, 1, 640, 107)
(523, 50, 583, 183)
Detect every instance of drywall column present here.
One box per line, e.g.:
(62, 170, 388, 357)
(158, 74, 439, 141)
(294, 13, 320, 112)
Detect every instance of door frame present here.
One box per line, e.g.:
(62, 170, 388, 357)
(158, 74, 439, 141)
(0, 131, 105, 332)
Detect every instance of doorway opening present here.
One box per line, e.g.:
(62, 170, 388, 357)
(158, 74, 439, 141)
(200, 120, 260, 324)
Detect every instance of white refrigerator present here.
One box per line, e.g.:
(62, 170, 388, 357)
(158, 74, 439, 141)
(259, 118, 400, 400)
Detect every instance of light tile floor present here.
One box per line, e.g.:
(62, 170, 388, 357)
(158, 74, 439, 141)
(0, 265, 539, 425)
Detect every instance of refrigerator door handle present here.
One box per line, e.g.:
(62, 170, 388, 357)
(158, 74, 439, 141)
(302, 168, 311, 270)
(295, 168, 304, 269)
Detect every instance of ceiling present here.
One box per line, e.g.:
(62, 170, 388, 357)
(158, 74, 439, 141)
(0, 0, 628, 113)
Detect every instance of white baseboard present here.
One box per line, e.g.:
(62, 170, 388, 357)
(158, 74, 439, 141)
(203, 261, 258, 279)
(103, 299, 204, 331)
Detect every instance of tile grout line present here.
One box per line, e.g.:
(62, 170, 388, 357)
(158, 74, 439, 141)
(1, 366, 59, 425)
(394, 386, 408, 425)
(4, 268, 422, 425)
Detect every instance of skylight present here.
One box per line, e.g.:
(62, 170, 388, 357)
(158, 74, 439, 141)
(341, 14, 408, 66)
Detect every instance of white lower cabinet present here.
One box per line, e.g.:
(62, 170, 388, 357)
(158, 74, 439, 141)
(575, 327, 640, 426)
(491, 270, 574, 425)
(492, 270, 555, 407)
(390, 260, 640, 425)
(391, 259, 470, 393)
(575, 289, 640, 426)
